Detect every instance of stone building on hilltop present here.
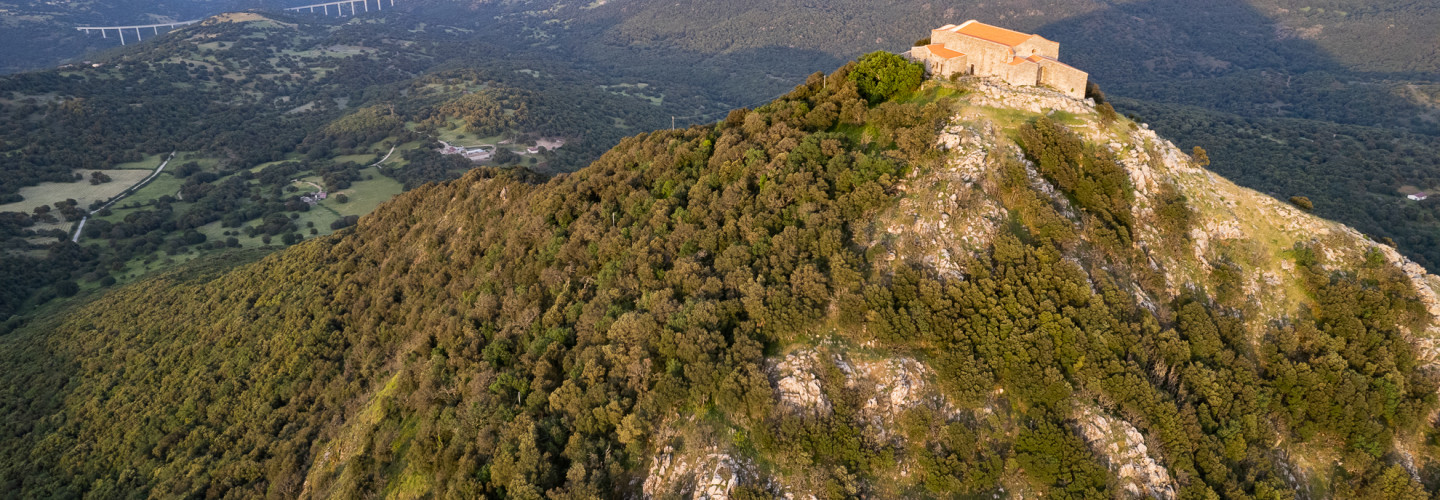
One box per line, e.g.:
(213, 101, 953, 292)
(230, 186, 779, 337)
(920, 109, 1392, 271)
(909, 20, 1088, 99)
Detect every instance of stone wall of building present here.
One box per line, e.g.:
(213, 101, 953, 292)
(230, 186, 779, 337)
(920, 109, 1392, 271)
(1037, 59, 1088, 99)
(911, 45, 968, 77)
(999, 61, 1041, 87)
(939, 35, 1015, 79)
(917, 21, 1087, 98)
(1013, 38, 1059, 59)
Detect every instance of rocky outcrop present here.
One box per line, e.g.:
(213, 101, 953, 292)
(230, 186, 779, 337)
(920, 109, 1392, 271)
(885, 120, 1007, 278)
(1075, 406, 1177, 500)
(769, 347, 960, 443)
(968, 78, 1093, 116)
(771, 349, 831, 416)
(643, 447, 750, 500)
(640, 418, 763, 500)
(837, 355, 961, 443)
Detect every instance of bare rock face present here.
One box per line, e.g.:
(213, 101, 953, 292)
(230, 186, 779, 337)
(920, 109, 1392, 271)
(837, 356, 961, 443)
(640, 421, 760, 500)
(642, 447, 750, 500)
(884, 120, 1006, 278)
(968, 78, 1092, 116)
(770, 349, 831, 416)
(769, 348, 959, 443)
(1075, 406, 1177, 500)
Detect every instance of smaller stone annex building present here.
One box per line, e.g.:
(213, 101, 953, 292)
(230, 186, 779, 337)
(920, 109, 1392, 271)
(909, 20, 1088, 99)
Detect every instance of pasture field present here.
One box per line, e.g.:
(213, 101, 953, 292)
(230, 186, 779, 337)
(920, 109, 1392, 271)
(0, 169, 152, 214)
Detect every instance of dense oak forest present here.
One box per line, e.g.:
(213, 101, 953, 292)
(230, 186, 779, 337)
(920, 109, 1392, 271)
(2, 55, 1438, 498)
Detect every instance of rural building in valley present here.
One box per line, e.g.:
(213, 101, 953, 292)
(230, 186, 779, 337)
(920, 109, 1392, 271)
(910, 20, 1088, 99)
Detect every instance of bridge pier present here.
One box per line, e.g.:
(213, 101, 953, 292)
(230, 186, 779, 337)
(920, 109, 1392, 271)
(76, 20, 197, 45)
(286, 0, 396, 17)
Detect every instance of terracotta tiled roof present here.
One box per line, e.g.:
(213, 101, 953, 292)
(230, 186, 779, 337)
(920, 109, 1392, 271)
(926, 44, 964, 59)
(1007, 56, 1033, 65)
(1028, 54, 1082, 71)
(955, 20, 1038, 47)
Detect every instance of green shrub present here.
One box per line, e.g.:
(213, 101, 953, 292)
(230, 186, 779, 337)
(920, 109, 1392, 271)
(848, 51, 924, 104)
(1289, 195, 1313, 211)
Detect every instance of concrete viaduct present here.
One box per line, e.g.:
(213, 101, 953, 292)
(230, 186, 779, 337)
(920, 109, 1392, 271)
(285, 0, 395, 16)
(74, 20, 199, 46)
(76, 0, 398, 45)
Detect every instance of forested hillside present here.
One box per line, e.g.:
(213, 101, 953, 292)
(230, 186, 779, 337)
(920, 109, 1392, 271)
(4, 54, 1440, 499)
(337, 0, 1440, 276)
(0, 11, 682, 324)
(6, 0, 1440, 326)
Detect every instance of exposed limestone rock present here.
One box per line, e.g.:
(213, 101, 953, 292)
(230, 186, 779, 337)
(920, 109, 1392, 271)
(642, 447, 751, 500)
(640, 420, 764, 500)
(838, 356, 961, 443)
(887, 121, 1007, 277)
(770, 347, 961, 445)
(1075, 406, 1177, 500)
(770, 349, 831, 416)
(969, 78, 1092, 116)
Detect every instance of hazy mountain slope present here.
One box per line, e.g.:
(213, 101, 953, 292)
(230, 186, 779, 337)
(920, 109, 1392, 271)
(0, 0, 250, 73)
(3, 57, 1439, 498)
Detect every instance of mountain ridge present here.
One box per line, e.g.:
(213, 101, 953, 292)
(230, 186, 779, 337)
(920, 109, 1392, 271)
(3, 56, 1440, 498)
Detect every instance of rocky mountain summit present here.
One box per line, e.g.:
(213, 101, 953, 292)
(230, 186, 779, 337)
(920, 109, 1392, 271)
(4, 57, 1439, 498)
(638, 78, 1440, 498)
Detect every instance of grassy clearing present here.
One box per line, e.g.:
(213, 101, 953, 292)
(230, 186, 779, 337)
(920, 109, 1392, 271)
(331, 167, 404, 217)
(600, 83, 664, 105)
(71, 143, 412, 289)
(114, 172, 184, 207)
(0, 169, 152, 213)
(901, 84, 962, 106)
(333, 153, 380, 165)
(248, 154, 305, 172)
